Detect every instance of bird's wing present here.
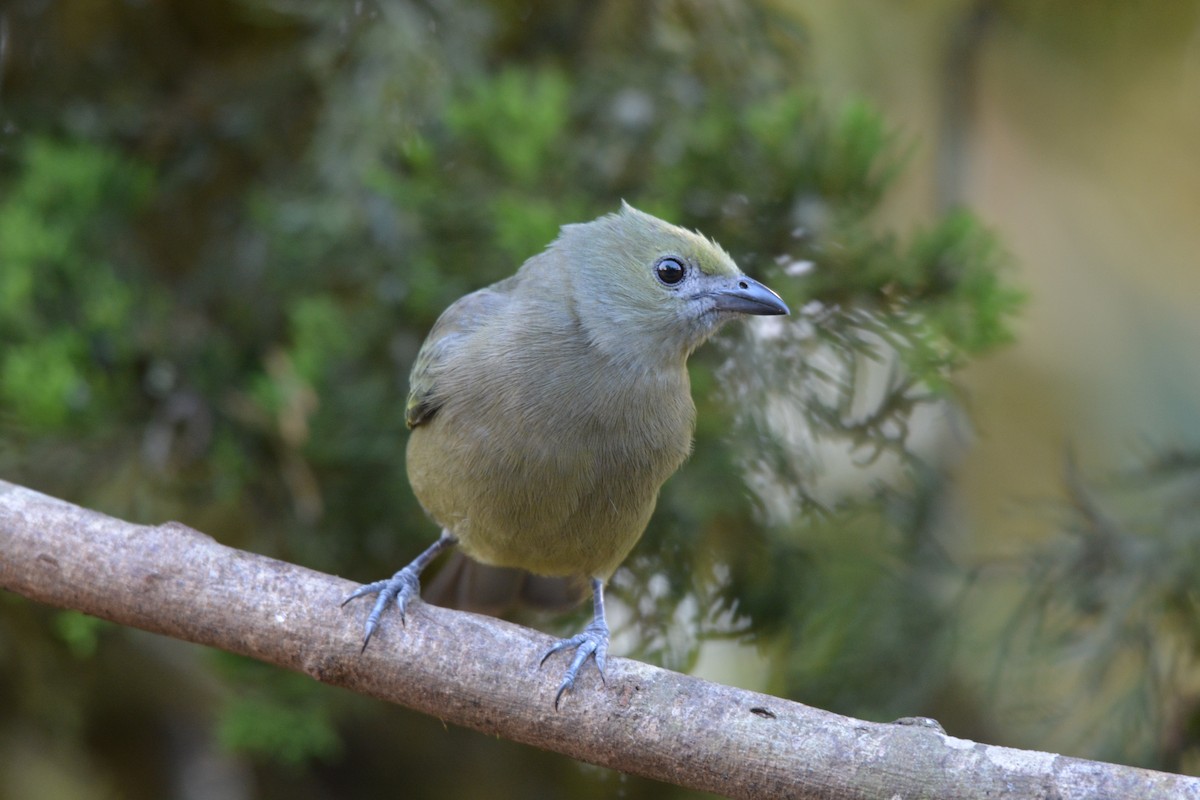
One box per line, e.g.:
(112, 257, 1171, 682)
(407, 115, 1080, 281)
(405, 278, 515, 429)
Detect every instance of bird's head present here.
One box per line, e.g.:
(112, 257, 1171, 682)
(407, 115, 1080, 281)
(552, 202, 789, 368)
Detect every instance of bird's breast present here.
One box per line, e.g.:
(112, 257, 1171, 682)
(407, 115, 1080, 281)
(406, 359, 694, 579)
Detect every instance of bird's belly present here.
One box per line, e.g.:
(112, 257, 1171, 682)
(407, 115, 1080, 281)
(406, 417, 688, 579)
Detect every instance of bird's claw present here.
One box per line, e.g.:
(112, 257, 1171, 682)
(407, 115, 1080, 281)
(540, 618, 609, 709)
(342, 567, 421, 651)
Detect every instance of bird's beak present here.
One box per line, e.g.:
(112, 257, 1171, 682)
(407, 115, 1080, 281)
(710, 276, 790, 316)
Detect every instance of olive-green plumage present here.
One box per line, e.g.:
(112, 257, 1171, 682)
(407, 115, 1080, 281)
(346, 202, 788, 704)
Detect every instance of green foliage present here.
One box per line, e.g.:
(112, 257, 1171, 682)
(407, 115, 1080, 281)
(0, 140, 152, 433)
(445, 67, 572, 187)
(288, 296, 357, 384)
(215, 660, 342, 765)
(908, 211, 1026, 357)
(218, 695, 341, 765)
(0, 333, 86, 430)
(1000, 452, 1200, 769)
(52, 611, 112, 659)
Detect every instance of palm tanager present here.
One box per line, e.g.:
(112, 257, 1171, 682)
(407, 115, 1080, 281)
(344, 202, 789, 706)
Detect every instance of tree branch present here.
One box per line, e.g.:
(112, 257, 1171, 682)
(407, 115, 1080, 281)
(0, 479, 1195, 799)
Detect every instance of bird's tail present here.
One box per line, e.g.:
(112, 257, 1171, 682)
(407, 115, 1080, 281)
(423, 551, 589, 616)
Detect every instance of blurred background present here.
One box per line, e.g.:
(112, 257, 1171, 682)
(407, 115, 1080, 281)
(1, 1, 1198, 797)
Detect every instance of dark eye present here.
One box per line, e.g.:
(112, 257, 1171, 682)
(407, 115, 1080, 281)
(655, 256, 687, 286)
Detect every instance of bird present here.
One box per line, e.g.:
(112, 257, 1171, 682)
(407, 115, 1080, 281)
(343, 202, 789, 706)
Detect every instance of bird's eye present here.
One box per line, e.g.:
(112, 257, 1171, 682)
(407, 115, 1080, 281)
(655, 257, 687, 286)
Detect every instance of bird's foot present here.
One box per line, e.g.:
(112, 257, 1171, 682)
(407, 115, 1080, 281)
(540, 616, 610, 709)
(341, 531, 457, 651)
(341, 566, 421, 651)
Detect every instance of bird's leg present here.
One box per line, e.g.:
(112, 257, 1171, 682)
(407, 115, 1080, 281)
(341, 530, 457, 651)
(540, 577, 610, 709)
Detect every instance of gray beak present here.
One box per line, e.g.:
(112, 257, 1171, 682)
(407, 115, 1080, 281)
(710, 275, 790, 316)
